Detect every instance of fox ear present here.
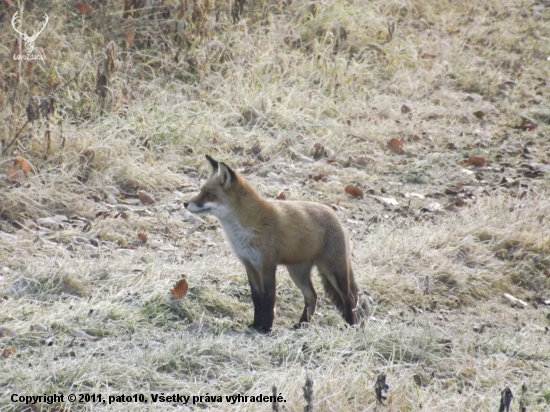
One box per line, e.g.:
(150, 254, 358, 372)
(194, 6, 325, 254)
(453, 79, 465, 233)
(205, 155, 218, 177)
(219, 162, 236, 189)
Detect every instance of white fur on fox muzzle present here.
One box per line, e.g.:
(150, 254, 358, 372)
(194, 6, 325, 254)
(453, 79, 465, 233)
(188, 202, 230, 218)
(186, 201, 224, 215)
(186, 203, 207, 213)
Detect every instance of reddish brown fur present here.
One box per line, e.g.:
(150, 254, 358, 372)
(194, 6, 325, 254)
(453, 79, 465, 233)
(185, 156, 369, 332)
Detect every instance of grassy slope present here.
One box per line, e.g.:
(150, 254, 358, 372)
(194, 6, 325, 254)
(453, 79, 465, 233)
(1, 0, 550, 410)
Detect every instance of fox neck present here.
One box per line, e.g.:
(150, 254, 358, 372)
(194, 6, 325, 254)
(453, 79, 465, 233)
(216, 177, 273, 270)
(217, 176, 272, 228)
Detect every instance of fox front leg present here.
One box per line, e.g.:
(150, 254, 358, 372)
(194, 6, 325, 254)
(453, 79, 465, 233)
(244, 262, 263, 330)
(257, 267, 277, 333)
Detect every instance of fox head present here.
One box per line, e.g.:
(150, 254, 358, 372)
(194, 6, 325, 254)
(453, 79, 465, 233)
(184, 155, 238, 219)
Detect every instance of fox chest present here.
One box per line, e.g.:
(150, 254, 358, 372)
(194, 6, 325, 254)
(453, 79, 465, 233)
(220, 220, 263, 270)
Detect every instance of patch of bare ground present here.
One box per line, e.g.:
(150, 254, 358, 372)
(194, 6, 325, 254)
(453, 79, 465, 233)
(1, 0, 550, 410)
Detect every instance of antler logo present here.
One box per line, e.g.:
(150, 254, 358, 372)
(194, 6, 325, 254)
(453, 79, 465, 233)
(11, 11, 49, 55)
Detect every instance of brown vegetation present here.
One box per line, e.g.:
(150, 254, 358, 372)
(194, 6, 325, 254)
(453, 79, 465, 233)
(1, 0, 549, 410)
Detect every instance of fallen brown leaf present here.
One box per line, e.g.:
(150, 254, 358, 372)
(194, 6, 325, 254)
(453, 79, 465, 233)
(137, 233, 147, 243)
(8, 153, 31, 181)
(246, 140, 262, 158)
(421, 52, 436, 59)
(276, 192, 286, 200)
(8, 168, 23, 181)
(311, 143, 325, 160)
(388, 138, 405, 155)
(137, 190, 155, 205)
(1, 347, 16, 358)
(125, 29, 135, 47)
(345, 184, 364, 198)
(473, 110, 485, 119)
(512, 116, 538, 131)
(79, 149, 95, 164)
(461, 156, 486, 167)
(171, 278, 189, 300)
(74, 1, 94, 15)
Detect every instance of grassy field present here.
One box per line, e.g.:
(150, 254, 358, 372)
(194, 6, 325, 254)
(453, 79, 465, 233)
(1, 0, 550, 410)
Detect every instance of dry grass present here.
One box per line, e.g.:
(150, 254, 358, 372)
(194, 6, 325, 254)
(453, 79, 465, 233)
(1, 0, 550, 410)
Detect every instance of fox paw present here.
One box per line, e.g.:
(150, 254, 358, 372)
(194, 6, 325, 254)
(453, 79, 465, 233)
(249, 324, 271, 334)
(293, 322, 309, 330)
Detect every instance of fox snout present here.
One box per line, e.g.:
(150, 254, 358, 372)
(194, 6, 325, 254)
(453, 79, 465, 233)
(184, 196, 218, 215)
(184, 200, 204, 213)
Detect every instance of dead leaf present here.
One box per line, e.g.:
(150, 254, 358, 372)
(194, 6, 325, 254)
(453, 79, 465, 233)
(8, 167, 22, 181)
(8, 153, 32, 180)
(126, 29, 135, 47)
(79, 149, 95, 164)
(171, 278, 189, 300)
(421, 52, 436, 59)
(311, 143, 325, 160)
(276, 192, 286, 200)
(137, 190, 155, 205)
(420, 52, 437, 59)
(388, 138, 405, 155)
(15, 154, 31, 173)
(513, 116, 538, 131)
(246, 140, 262, 158)
(401, 105, 412, 114)
(473, 110, 485, 119)
(345, 184, 364, 198)
(1, 347, 16, 358)
(137, 233, 147, 243)
(349, 156, 373, 167)
(461, 156, 486, 167)
(95, 210, 112, 219)
(75, 1, 94, 15)
(311, 173, 326, 182)
(437, 339, 453, 351)
(357, 156, 374, 166)
(367, 42, 386, 55)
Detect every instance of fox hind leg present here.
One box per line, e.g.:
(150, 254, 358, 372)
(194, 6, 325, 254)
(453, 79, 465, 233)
(286, 262, 316, 326)
(316, 260, 357, 326)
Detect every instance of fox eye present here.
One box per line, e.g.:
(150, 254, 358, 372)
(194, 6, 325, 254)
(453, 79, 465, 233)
(204, 192, 214, 200)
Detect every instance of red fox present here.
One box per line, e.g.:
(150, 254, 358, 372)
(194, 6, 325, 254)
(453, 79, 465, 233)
(184, 155, 369, 333)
